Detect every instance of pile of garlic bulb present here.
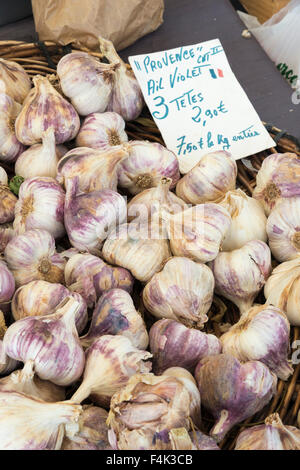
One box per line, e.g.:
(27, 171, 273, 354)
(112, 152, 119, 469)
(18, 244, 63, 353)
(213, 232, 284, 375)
(0, 42, 298, 452)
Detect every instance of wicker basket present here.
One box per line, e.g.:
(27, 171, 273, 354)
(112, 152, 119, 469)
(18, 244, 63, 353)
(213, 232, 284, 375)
(1, 40, 300, 450)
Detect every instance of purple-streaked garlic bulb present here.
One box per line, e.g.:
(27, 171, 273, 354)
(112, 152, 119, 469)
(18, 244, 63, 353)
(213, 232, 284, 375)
(253, 152, 300, 216)
(13, 177, 65, 239)
(190, 431, 220, 450)
(11, 280, 88, 334)
(3, 297, 85, 386)
(0, 93, 25, 162)
(76, 112, 128, 150)
(0, 181, 17, 224)
(107, 372, 191, 450)
(118, 141, 180, 195)
(71, 335, 152, 407)
(99, 38, 144, 121)
(57, 145, 128, 193)
(195, 354, 277, 442)
(0, 259, 15, 313)
(0, 223, 14, 253)
(64, 178, 127, 255)
(165, 204, 231, 264)
(209, 240, 272, 315)
(4, 229, 66, 287)
(0, 390, 82, 450)
(15, 127, 68, 179)
(65, 253, 134, 308)
(62, 406, 111, 450)
(0, 58, 31, 104)
(176, 151, 237, 201)
(143, 257, 214, 328)
(57, 52, 116, 116)
(235, 413, 300, 450)
(80, 289, 148, 350)
(0, 339, 19, 375)
(15, 75, 80, 145)
(220, 304, 293, 380)
(149, 319, 221, 374)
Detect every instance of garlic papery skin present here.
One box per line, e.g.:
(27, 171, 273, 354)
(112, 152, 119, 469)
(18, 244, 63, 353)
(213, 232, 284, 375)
(57, 145, 128, 193)
(235, 413, 300, 450)
(217, 189, 268, 251)
(64, 178, 127, 255)
(71, 335, 152, 407)
(149, 319, 221, 374)
(118, 141, 180, 195)
(15, 75, 80, 145)
(195, 354, 277, 443)
(100, 38, 144, 121)
(0, 360, 65, 402)
(57, 52, 116, 116)
(102, 221, 172, 283)
(0, 259, 15, 312)
(0, 390, 82, 450)
(80, 289, 148, 350)
(15, 127, 67, 179)
(62, 406, 111, 450)
(0, 223, 14, 253)
(0, 167, 7, 186)
(76, 112, 128, 150)
(13, 177, 65, 239)
(209, 240, 272, 315)
(4, 229, 66, 287)
(165, 204, 231, 264)
(176, 151, 237, 202)
(0, 59, 31, 104)
(143, 257, 214, 328)
(0, 183, 17, 224)
(253, 152, 300, 216)
(3, 297, 85, 386)
(0, 339, 19, 375)
(12, 280, 88, 334)
(65, 253, 134, 308)
(220, 304, 293, 380)
(190, 431, 220, 450)
(0, 93, 25, 162)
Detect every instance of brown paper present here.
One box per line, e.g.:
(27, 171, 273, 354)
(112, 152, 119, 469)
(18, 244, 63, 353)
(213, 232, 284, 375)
(31, 0, 164, 51)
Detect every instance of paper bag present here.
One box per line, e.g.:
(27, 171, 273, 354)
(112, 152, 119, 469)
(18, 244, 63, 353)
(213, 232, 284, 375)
(31, 0, 164, 51)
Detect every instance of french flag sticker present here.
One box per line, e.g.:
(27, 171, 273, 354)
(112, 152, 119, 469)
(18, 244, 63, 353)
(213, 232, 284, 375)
(209, 68, 224, 79)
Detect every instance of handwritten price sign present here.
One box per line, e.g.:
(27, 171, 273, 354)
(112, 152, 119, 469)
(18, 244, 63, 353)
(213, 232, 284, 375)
(129, 39, 275, 173)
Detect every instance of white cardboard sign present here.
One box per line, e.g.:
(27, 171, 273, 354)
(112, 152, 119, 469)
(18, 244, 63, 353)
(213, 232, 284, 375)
(129, 39, 276, 174)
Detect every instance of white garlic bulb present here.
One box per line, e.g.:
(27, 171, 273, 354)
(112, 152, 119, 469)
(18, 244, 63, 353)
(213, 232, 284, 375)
(0, 167, 7, 186)
(0, 58, 31, 103)
(0, 93, 25, 162)
(218, 189, 267, 251)
(76, 112, 128, 150)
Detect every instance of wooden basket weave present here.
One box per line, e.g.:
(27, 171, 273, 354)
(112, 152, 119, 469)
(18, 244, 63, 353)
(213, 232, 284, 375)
(1, 40, 300, 450)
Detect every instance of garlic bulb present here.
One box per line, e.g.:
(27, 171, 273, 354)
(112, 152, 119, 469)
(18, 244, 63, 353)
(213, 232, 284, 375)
(195, 354, 277, 442)
(0, 360, 65, 402)
(12, 280, 88, 334)
(235, 413, 300, 450)
(0, 58, 31, 103)
(264, 257, 300, 326)
(190, 431, 220, 450)
(0, 390, 82, 450)
(209, 240, 272, 314)
(81, 289, 148, 350)
(57, 51, 117, 116)
(253, 152, 300, 215)
(76, 112, 128, 150)
(4, 229, 66, 287)
(15, 75, 80, 145)
(3, 297, 85, 386)
(62, 406, 111, 450)
(217, 189, 267, 251)
(13, 177, 65, 239)
(102, 221, 172, 282)
(0, 259, 15, 312)
(0, 313, 6, 341)
(0, 223, 14, 253)
(64, 178, 127, 255)
(165, 204, 231, 263)
(0, 93, 25, 162)
(100, 38, 144, 121)
(0, 183, 17, 224)
(143, 257, 214, 328)
(0, 339, 19, 375)
(71, 335, 152, 407)
(65, 253, 134, 308)
(118, 141, 180, 195)
(220, 304, 293, 380)
(57, 145, 127, 193)
(107, 372, 191, 450)
(15, 127, 67, 179)
(128, 177, 187, 223)
(176, 151, 237, 202)
(149, 319, 221, 374)
(0, 167, 7, 186)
